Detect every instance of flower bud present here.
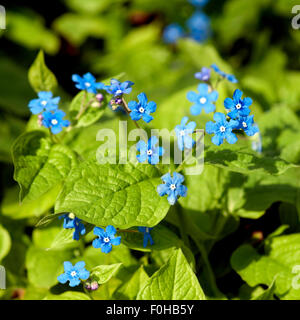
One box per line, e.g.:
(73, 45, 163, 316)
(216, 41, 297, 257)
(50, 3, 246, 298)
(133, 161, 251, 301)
(91, 101, 101, 108)
(115, 98, 122, 105)
(91, 281, 99, 291)
(37, 114, 43, 127)
(96, 93, 104, 102)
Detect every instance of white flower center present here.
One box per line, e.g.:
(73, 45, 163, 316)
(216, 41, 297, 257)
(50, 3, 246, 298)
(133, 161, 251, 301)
(242, 122, 247, 128)
(85, 82, 91, 87)
(220, 126, 226, 132)
(70, 271, 77, 277)
(103, 237, 110, 243)
(179, 130, 185, 136)
(51, 119, 58, 125)
(200, 97, 207, 104)
(236, 103, 242, 110)
(147, 149, 153, 155)
(139, 107, 145, 113)
(41, 100, 47, 106)
(68, 213, 75, 219)
(116, 89, 122, 95)
(170, 184, 176, 190)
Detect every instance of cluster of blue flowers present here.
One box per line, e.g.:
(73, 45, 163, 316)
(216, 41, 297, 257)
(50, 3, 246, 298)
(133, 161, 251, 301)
(187, 64, 259, 146)
(163, 0, 211, 44)
(59, 213, 86, 240)
(28, 91, 70, 134)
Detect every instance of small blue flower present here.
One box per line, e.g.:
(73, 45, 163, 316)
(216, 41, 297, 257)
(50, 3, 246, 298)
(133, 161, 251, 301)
(186, 11, 211, 42)
(28, 91, 60, 114)
(188, 0, 209, 7)
(157, 172, 187, 205)
(136, 136, 164, 165)
(187, 83, 218, 115)
(72, 72, 106, 94)
(211, 64, 238, 83)
(128, 93, 156, 123)
(224, 89, 252, 119)
(42, 110, 70, 134)
(138, 227, 154, 248)
(175, 117, 196, 151)
(235, 115, 259, 136)
(162, 23, 185, 44)
(92, 225, 121, 254)
(59, 213, 86, 241)
(206, 112, 239, 146)
(195, 67, 211, 81)
(106, 79, 134, 97)
(58, 261, 90, 287)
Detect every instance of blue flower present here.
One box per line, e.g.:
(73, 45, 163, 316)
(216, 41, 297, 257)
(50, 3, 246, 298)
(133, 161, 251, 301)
(157, 172, 187, 205)
(162, 23, 185, 44)
(92, 225, 121, 254)
(106, 79, 134, 97)
(58, 261, 89, 287)
(72, 72, 106, 94)
(186, 11, 211, 42)
(175, 117, 196, 151)
(224, 89, 252, 119)
(136, 136, 164, 165)
(235, 115, 259, 136)
(138, 227, 154, 248)
(205, 112, 239, 146)
(188, 0, 209, 7)
(187, 83, 218, 115)
(28, 91, 60, 114)
(42, 110, 70, 134)
(128, 93, 156, 123)
(195, 67, 211, 81)
(211, 64, 238, 83)
(59, 213, 86, 241)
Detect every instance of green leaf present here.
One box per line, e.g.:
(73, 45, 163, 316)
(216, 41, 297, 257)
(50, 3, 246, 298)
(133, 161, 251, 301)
(204, 145, 295, 175)
(69, 91, 106, 128)
(0, 225, 11, 262)
(26, 246, 73, 288)
(252, 280, 276, 300)
(28, 50, 58, 93)
(12, 130, 78, 202)
(137, 249, 205, 300)
(49, 223, 94, 250)
(1, 185, 60, 220)
(44, 292, 91, 300)
(115, 266, 149, 300)
(231, 234, 300, 299)
(90, 263, 122, 284)
(55, 161, 170, 229)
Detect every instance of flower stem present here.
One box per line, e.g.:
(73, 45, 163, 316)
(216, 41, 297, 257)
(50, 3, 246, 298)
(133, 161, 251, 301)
(121, 97, 141, 130)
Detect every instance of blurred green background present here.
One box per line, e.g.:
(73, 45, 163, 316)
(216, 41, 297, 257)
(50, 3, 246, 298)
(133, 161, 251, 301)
(1, 0, 300, 299)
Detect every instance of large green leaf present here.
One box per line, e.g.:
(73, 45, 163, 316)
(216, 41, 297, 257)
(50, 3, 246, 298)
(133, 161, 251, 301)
(28, 50, 58, 93)
(137, 249, 205, 300)
(12, 130, 78, 202)
(55, 161, 170, 229)
(231, 234, 300, 300)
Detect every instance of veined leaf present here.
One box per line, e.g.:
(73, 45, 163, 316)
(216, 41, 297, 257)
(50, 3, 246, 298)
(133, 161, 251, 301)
(55, 161, 170, 229)
(12, 130, 78, 202)
(90, 263, 122, 284)
(137, 249, 205, 300)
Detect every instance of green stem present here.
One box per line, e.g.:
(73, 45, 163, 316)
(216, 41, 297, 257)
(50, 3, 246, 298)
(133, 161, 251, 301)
(195, 240, 222, 298)
(175, 203, 190, 248)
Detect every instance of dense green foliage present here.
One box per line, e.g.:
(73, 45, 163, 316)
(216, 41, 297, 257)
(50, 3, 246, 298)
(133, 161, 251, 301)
(0, 0, 300, 300)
